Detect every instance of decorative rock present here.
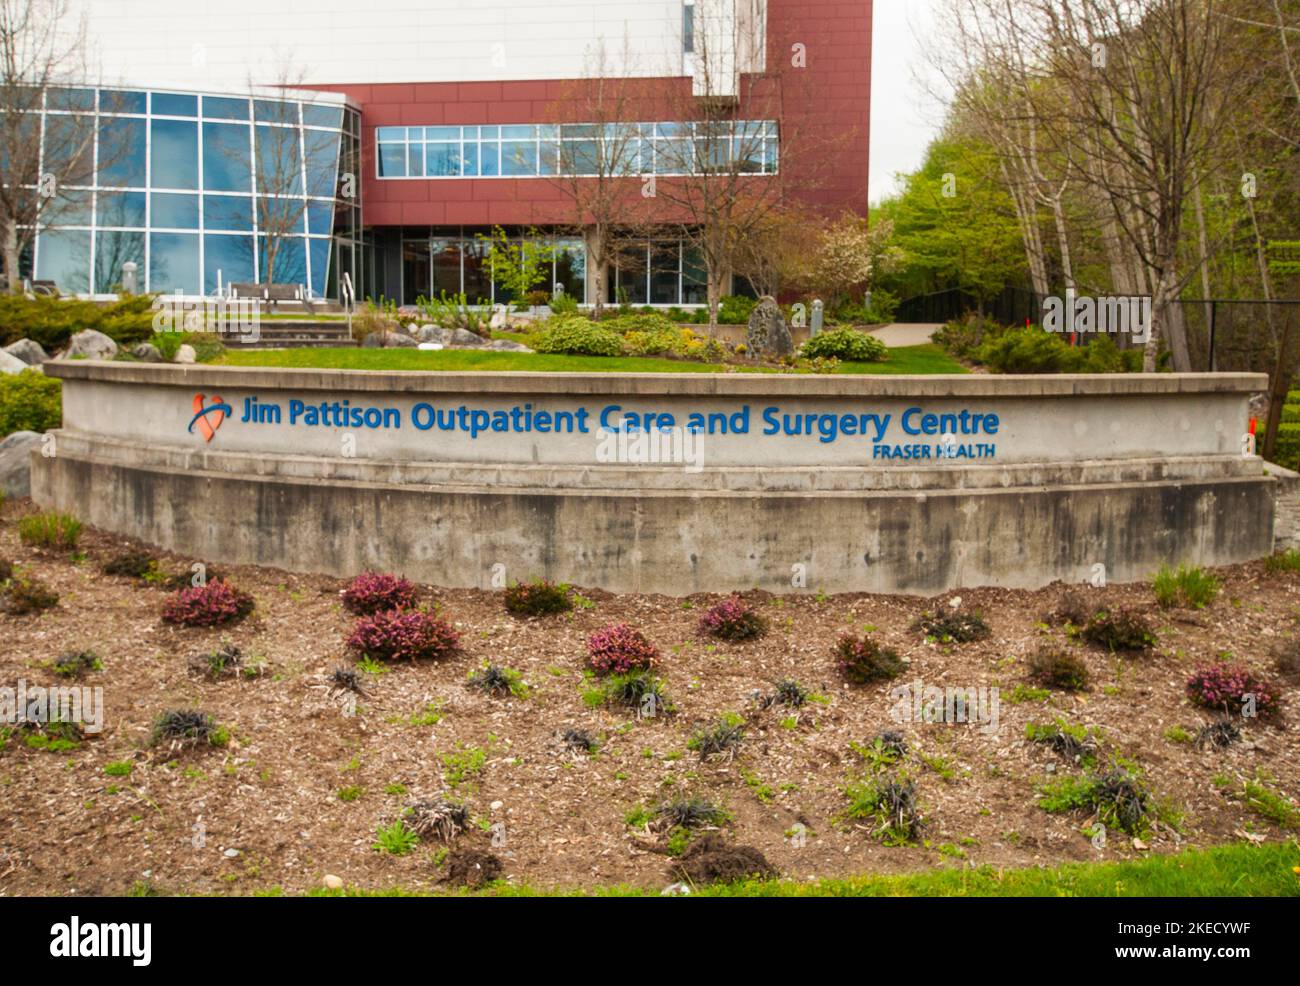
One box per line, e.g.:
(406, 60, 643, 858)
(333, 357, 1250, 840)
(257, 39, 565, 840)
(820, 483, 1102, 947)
(0, 350, 28, 374)
(322, 874, 344, 890)
(489, 307, 508, 330)
(489, 339, 532, 353)
(131, 343, 163, 362)
(173, 344, 197, 364)
(361, 332, 385, 348)
(449, 328, 490, 348)
(416, 324, 449, 344)
(417, 342, 443, 351)
(0, 431, 41, 498)
(65, 328, 118, 360)
(745, 295, 793, 358)
(222, 848, 240, 858)
(384, 332, 419, 348)
(4, 339, 48, 365)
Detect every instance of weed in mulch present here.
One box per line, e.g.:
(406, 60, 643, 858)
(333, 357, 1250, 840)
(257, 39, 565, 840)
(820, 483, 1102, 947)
(668, 832, 777, 885)
(852, 730, 908, 769)
(467, 663, 528, 698)
(159, 566, 226, 592)
(559, 728, 599, 755)
(1026, 644, 1090, 691)
(1079, 609, 1157, 654)
(843, 774, 924, 845)
(443, 849, 503, 888)
(688, 715, 745, 761)
(834, 634, 905, 684)
(187, 642, 244, 680)
(1046, 589, 1100, 627)
(101, 550, 157, 580)
(1194, 719, 1242, 750)
(404, 799, 470, 843)
(51, 650, 102, 677)
(150, 709, 229, 749)
(0, 577, 58, 615)
(14, 720, 85, 752)
(761, 678, 810, 709)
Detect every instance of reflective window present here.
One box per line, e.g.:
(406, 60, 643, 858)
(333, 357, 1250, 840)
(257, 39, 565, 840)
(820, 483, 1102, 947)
(97, 191, 146, 228)
(48, 88, 95, 112)
(203, 96, 249, 120)
(98, 117, 146, 186)
(36, 229, 91, 292)
(203, 122, 252, 191)
(259, 235, 306, 286)
(149, 232, 200, 294)
(302, 104, 343, 129)
(94, 230, 145, 292)
(151, 193, 200, 229)
(151, 92, 197, 117)
(204, 234, 255, 293)
(101, 90, 147, 115)
(255, 125, 303, 195)
(151, 119, 198, 188)
(204, 195, 252, 231)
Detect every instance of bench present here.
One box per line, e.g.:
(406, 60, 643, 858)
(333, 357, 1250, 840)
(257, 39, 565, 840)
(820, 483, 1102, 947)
(230, 282, 306, 310)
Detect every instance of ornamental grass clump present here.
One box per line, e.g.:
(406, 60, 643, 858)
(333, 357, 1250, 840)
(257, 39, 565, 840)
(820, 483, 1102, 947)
(340, 571, 419, 615)
(834, 634, 905, 684)
(161, 580, 254, 628)
(1185, 662, 1279, 720)
(586, 623, 658, 674)
(697, 596, 768, 641)
(346, 610, 460, 663)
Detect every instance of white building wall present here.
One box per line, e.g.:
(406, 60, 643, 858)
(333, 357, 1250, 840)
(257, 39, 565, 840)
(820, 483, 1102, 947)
(67, 0, 696, 89)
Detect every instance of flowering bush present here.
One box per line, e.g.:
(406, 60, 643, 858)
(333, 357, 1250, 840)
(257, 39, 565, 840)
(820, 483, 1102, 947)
(1185, 663, 1280, 719)
(341, 571, 419, 615)
(503, 579, 572, 617)
(161, 580, 254, 628)
(697, 596, 768, 641)
(347, 610, 460, 663)
(835, 634, 905, 684)
(586, 623, 658, 674)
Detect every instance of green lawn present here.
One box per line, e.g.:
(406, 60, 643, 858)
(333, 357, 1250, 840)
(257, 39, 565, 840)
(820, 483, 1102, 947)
(213, 343, 966, 375)
(293, 841, 1299, 897)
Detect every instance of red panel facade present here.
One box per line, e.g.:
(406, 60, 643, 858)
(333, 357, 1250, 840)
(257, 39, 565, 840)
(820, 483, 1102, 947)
(312, 0, 871, 229)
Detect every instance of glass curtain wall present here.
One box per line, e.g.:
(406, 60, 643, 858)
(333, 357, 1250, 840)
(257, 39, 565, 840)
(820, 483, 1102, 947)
(29, 86, 360, 298)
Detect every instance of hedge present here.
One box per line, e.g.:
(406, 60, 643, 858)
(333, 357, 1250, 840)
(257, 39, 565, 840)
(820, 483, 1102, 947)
(0, 369, 61, 438)
(0, 294, 156, 351)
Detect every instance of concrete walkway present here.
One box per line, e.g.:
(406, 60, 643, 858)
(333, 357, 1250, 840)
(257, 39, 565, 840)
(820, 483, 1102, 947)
(866, 323, 944, 348)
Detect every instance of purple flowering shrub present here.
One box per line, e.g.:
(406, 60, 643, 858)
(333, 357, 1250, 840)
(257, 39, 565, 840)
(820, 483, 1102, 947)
(346, 610, 460, 663)
(697, 596, 768, 641)
(586, 623, 659, 674)
(341, 572, 419, 615)
(161, 580, 255, 628)
(1185, 663, 1279, 719)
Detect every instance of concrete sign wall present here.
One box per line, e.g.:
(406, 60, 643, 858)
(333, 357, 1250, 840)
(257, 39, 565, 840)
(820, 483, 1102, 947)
(34, 362, 1277, 595)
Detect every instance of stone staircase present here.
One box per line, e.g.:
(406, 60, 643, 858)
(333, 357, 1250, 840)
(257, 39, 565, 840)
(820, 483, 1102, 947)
(223, 319, 357, 349)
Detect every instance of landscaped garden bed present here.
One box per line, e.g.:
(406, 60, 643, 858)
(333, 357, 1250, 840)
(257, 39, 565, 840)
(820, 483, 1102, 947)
(0, 497, 1297, 896)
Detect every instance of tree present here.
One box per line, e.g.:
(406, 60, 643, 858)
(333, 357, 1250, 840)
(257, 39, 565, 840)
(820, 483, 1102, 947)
(0, 0, 101, 292)
(476, 225, 557, 306)
(544, 39, 656, 316)
(728, 196, 818, 298)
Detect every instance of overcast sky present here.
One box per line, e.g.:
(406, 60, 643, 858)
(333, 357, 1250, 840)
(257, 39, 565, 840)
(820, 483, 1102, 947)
(869, 0, 947, 206)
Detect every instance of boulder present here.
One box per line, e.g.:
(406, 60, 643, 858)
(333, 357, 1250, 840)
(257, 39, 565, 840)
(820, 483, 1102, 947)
(131, 343, 163, 363)
(489, 339, 533, 353)
(66, 328, 118, 360)
(0, 431, 40, 498)
(0, 350, 28, 374)
(489, 307, 509, 331)
(384, 332, 419, 348)
(415, 324, 449, 344)
(173, 344, 197, 364)
(449, 328, 490, 349)
(745, 296, 793, 358)
(361, 332, 386, 348)
(4, 339, 48, 365)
